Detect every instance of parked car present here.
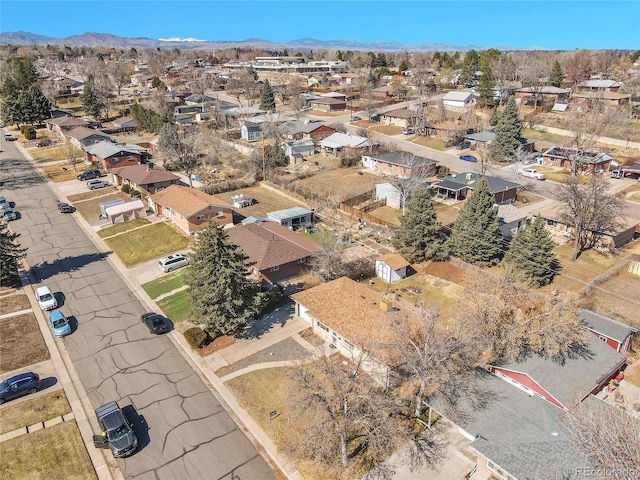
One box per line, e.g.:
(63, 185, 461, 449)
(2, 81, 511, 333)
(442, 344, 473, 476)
(402, 127, 415, 135)
(611, 169, 624, 179)
(459, 155, 477, 162)
(0, 196, 11, 213)
(456, 140, 471, 150)
(352, 116, 362, 121)
(370, 114, 381, 122)
(3, 209, 17, 221)
(159, 253, 190, 273)
(77, 169, 101, 181)
(93, 401, 138, 457)
(87, 179, 110, 190)
(35, 286, 57, 311)
(0, 372, 41, 404)
(518, 168, 546, 180)
(300, 106, 312, 112)
(4, 133, 16, 141)
(36, 139, 53, 147)
(48, 310, 71, 337)
(141, 312, 169, 335)
(57, 203, 74, 213)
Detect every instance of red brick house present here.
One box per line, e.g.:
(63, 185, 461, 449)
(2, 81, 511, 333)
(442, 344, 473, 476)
(309, 97, 347, 112)
(541, 146, 614, 174)
(361, 151, 437, 179)
(381, 108, 417, 128)
(45, 116, 91, 136)
(226, 221, 322, 284)
(85, 141, 143, 170)
(150, 185, 235, 236)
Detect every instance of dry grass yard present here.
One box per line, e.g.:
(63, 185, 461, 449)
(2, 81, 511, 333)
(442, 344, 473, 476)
(543, 245, 620, 294)
(0, 292, 31, 315)
(67, 186, 119, 203)
(41, 163, 91, 182)
(26, 144, 68, 163)
(213, 183, 312, 218)
(412, 136, 446, 150)
(289, 168, 384, 203)
(0, 313, 50, 374)
(0, 390, 71, 435)
(70, 191, 130, 222)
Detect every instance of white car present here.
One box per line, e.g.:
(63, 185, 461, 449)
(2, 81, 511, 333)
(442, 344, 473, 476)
(35, 286, 58, 311)
(518, 168, 546, 180)
(159, 253, 190, 273)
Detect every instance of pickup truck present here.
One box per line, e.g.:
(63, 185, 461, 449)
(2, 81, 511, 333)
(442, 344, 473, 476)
(93, 401, 138, 457)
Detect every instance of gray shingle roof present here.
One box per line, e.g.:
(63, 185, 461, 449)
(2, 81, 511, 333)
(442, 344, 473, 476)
(579, 309, 637, 343)
(368, 151, 436, 167)
(436, 173, 520, 194)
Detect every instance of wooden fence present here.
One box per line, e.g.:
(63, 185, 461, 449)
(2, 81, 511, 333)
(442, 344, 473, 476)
(339, 190, 392, 227)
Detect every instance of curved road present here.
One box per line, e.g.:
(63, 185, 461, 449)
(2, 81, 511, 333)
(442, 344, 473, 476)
(0, 137, 275, 479)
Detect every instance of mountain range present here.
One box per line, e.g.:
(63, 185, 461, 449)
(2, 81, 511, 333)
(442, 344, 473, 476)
(0, 31, 485, 52)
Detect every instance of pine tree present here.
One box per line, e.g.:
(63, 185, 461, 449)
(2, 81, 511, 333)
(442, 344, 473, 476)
(449, 177, 503, 266)
(259, 79, 276, 112)
(392, 189, 448, 262)
(186, 223, 261, 337)
(549, 60, 565, 88)
(476, 69, 496, 107)
(490, 96, 523, 162)
(80, 74, 102, 119)
(504, 215, 558, 286)
(19, 85, 52, 125)
(0, 222, 27, 287)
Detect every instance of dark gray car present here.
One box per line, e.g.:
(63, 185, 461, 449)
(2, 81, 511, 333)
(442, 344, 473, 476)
(94, 401, 138, 457)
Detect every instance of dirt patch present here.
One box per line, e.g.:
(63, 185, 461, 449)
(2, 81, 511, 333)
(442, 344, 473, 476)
(368, 206, 401, 225)
(0, 313, 50, 374)
(213, 183, 311, 219)
(196, 334, 236, 357)
(290, 168, 384, 203)
(0, 293, 31, 315)
(415, 261, 467, 284)
(513, 191, 546, 206)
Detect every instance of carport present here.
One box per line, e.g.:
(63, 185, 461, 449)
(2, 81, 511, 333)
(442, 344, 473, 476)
(105, 199, 147, 225)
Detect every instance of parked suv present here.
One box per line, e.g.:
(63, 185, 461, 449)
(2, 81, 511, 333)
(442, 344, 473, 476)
(77, 169, 101, 181)
(93, 401, 138, 457)
(0, 372, 41, 404)
(86, 179, 110, 190)
(159, 253, 190, 273)
(35, 285, 57, 311)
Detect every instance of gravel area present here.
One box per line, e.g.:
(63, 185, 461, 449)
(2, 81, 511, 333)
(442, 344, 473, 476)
(217, 336, 311, 377)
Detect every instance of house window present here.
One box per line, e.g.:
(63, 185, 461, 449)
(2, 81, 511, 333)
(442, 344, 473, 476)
(316, 321, 329, 332)
(599, 335, 607, 342)
(126, 155, 133, 160)
(270, 265, 280, 272)
(196, 215, 205, 221)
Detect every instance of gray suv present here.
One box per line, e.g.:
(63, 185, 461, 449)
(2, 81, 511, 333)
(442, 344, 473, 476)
(93, 401, 138, 457)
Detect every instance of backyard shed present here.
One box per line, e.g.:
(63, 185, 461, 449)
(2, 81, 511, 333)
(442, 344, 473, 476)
(105, 200, 147, 225)
(375, 254, 410, 282)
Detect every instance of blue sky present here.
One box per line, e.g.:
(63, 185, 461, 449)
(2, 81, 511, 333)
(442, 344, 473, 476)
(1, 1, 639, 50)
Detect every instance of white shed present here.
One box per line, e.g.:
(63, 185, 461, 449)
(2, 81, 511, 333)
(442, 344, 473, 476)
(375, 253, 410, 283)
(105, 200, 147, 225)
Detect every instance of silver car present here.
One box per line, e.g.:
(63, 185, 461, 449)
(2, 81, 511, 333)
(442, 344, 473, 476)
(518, 168, 546, 180)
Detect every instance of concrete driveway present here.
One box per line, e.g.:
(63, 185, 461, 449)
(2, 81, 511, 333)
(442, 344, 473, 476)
(2, 142, 276, 479)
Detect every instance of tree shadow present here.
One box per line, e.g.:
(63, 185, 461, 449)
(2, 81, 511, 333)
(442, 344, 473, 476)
(237, 301, 295, 340)
(29, 252, 112, 283)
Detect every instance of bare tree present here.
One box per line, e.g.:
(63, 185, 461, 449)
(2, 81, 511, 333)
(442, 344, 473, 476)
(62, 136, 85, 172)
(309, 231, 348, 282)
(560, 398, 640, 480)
(565, 50, 593, 86)
(388, 152, 433, 216)
(556, 176, 625, 261)
(158, 123, 201, 187)
(560, 106, 606, 176)
(108, 59, 133, 97)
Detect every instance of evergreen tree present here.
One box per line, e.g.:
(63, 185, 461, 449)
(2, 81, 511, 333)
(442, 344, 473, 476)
(476, 69, 496, 107)
(490, 96, 523, 162)
(80, 74, 103, 119)
(19, 85, 52, 125)
(186, 223, 261, 337)
(392, 189, 448, 262)
(504, 215, 558, 286)
(549, 60, 565, 88)
(0, 221, 27, 287)
(0, 57, 38, 98)
(459, 50, 479, 86)
(0, 95, 23, 127)
(449, 177, 503, 266)
(259, 79, 276, 111)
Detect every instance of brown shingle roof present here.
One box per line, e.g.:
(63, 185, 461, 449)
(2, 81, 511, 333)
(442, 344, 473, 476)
(378, 253, 409, 270)
(66, 126, 112, 141)
(151, 185, 231, 217)
(292, 277, 402, 362)
(46, 116, 89, 127)
(110, 164, 180, 185)
(226, 222, 322, 270)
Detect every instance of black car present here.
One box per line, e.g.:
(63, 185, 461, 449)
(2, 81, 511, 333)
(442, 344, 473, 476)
(141, 312, 169, 334)
(57, 202, 74, 213)
(77, 169, 101, 181)
(0, 372, 41, 404)
(456, 141, 471, 150)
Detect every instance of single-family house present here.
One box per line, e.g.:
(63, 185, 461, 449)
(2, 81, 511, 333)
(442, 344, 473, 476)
(571, 90, 631, 108)
(375, 254, 410, 283)
(267, 207, 314, 230)
(149, 185, 235, 235)
(442, 90, 476, 112)
(292, 276, 404, 387)
(85, 141, 143, 170)
(283, 139, 315, 164)
(225, 221, 322, 284)
(541, 146, 614, 174)
(576, 79, 623, 93)
(66, 127, 113, 149)
(462, 131, 534, 154)
(280, 120, 335, 143)
(380, 108, 417, 128)
(109, 164, 181, 195)
(535, 204, 639, 250)
(362, 151, 437, 179)
(49, 108, 74, 119)
(309, 97, 347, 112)
(514, 86, 572, 106)
(173, 113, 193, 126)
(319, 132, 372, 156)
(111, 116, 137, 131)
(45, 116, 91, 136)
(431, 172, 520, 205)
(498, 204, 529, 238)
(241, 123, 263, 142)
(579, 309, 637, 354)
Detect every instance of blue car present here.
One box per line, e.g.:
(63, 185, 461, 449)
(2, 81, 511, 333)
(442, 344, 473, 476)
(0, 372, 41, 404)
(48, 310, 71, 337)
(459, 155, 477, 162)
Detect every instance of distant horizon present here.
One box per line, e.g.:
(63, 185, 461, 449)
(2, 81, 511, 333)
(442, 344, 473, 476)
(1, 1, 639, 51)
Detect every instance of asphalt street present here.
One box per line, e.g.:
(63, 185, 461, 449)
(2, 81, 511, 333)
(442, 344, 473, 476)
(0, 138, 276, 479)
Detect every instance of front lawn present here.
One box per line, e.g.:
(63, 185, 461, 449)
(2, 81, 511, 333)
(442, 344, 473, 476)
(41, 163, 87, 182)
(141, 269, 189, 299)
(0, 313, 50, 374)
(0, 390, 71, 435)
(544, 244, 620, 293)
(0, 421, 97, 480)
(412, 136, 446, 150)
(156, 289, 191, 323)
(103, 222, 189, 267)
(97, 217, 150, 238)
(25, 145, 68, 163)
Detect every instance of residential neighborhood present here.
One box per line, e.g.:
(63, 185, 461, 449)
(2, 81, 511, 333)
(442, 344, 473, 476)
(1, 15, 640, 480)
